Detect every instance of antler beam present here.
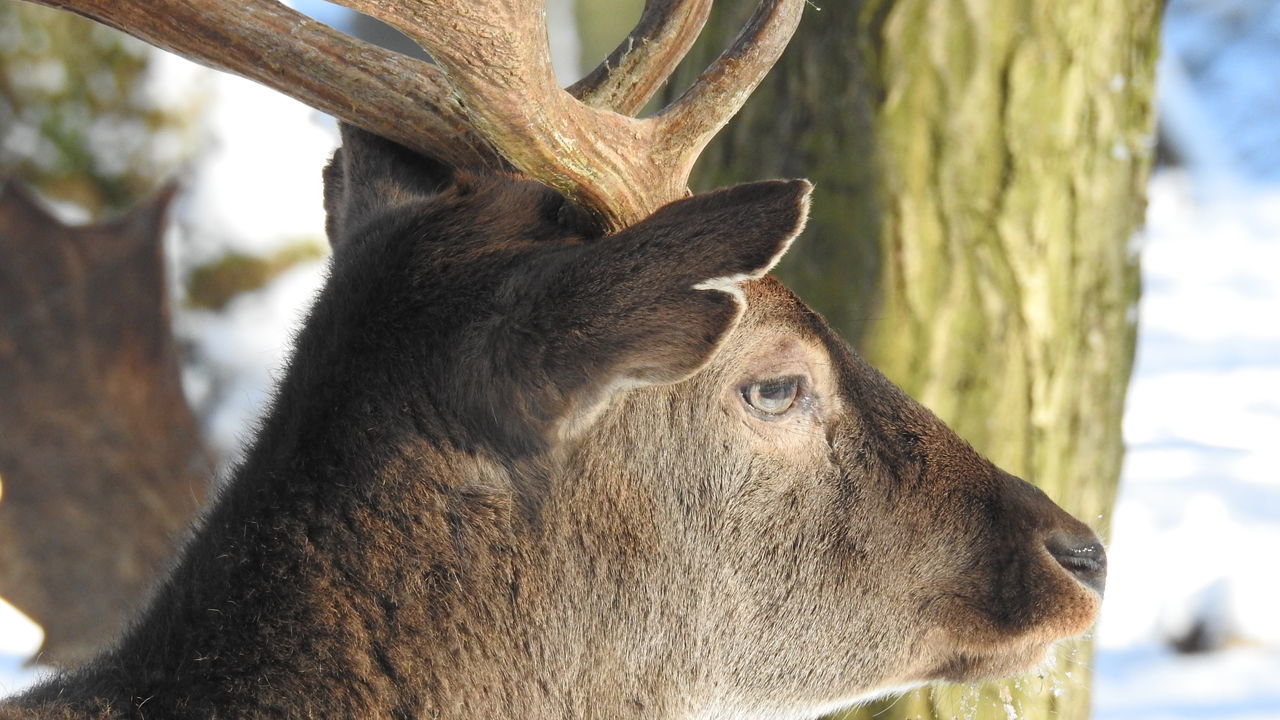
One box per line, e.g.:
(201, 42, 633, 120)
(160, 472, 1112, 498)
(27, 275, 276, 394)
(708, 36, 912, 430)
(24, 0, 504, 169)
(334, 0, 804, 230)
(23, 0, 805, 232)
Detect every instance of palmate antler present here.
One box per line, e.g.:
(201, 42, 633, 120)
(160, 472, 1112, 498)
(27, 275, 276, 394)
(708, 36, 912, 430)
(23, 0, 804, 231)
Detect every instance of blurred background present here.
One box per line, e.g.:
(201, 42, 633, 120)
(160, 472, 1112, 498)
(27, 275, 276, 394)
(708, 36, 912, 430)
(0, 1, 1276, 719)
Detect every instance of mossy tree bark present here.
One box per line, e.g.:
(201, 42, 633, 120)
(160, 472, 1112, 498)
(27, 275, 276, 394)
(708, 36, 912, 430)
(615, 1, 1158, 718)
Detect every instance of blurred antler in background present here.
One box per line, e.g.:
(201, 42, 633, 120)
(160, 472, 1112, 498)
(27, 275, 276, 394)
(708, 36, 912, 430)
(0, 181, 209, 666)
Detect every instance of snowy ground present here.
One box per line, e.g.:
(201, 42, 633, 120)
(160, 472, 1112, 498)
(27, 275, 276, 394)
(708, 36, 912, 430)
(1091, 174, 1280, 720)
(4, 0, 1280, 717)
(1090, 1, 1280, 716)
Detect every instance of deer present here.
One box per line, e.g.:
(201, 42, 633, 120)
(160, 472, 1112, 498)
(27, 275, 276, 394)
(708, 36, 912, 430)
(2, 0, 1107, 718)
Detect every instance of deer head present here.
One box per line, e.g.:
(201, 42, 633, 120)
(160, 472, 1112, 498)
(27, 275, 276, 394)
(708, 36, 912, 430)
(7, 1, 1105, 719)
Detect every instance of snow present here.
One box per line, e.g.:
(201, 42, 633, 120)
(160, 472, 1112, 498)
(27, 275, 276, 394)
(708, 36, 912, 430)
(1089, 0, 1280, 715)
(0, 599, 44, 697)
(169, 69, 336, 268)
(3, 0, 1280, 716)
(180, 259, 329, 462)
(1095, 646, 1280, 720)
(1092, 175, 1280, 718)
(158, 36, 337, 463)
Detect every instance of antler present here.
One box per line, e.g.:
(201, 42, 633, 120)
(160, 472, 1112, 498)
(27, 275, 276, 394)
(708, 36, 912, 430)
(23, 0, 503, 169)
(22, 0, 805, 232)
(334, 0, 803, 229)
(569, 0, 714, 115)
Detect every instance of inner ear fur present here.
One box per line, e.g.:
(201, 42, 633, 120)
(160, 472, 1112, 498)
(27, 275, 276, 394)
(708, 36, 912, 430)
(322, 123, 454, 249)
(492, 178, 812, 441)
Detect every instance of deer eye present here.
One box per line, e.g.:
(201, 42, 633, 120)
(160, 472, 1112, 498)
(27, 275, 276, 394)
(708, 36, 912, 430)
(741, 376, 802, 417)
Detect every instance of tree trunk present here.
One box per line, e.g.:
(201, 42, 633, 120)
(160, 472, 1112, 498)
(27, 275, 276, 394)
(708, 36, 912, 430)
(662, 2, 1161, 719)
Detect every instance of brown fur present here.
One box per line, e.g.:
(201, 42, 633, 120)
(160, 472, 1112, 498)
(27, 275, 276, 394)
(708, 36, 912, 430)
(1, 127, 1104, 720)
(0, 182, 209, 666)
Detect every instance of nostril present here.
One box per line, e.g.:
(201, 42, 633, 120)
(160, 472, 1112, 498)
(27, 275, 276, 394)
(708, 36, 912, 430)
(1045, 530, 1107, 596)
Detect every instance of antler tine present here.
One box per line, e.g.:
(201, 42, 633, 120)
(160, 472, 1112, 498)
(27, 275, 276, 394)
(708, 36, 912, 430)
(653, 0, 805, 179)
(568, 0, 713, 115)
(334, 0, 805, 232)
(21, 0, 503, 170)
(22, 0, 804, 232)
(333, 0, 666, 230)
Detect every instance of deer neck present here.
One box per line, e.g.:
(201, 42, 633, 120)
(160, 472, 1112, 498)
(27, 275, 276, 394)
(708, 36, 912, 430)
(54, 399, 697, 719)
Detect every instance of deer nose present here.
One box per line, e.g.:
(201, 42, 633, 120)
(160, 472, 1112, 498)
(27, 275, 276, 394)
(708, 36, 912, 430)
(1044, 529, 1107, 596)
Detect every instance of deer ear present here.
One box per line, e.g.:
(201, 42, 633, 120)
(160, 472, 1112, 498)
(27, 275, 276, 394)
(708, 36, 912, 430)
(486, 179, 812, 442)
(581, 178, 812, 385)
(322, 123, 454, 250)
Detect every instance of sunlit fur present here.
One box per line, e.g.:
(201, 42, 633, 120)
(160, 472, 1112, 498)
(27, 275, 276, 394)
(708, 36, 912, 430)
(2, 128, 1103, 720)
